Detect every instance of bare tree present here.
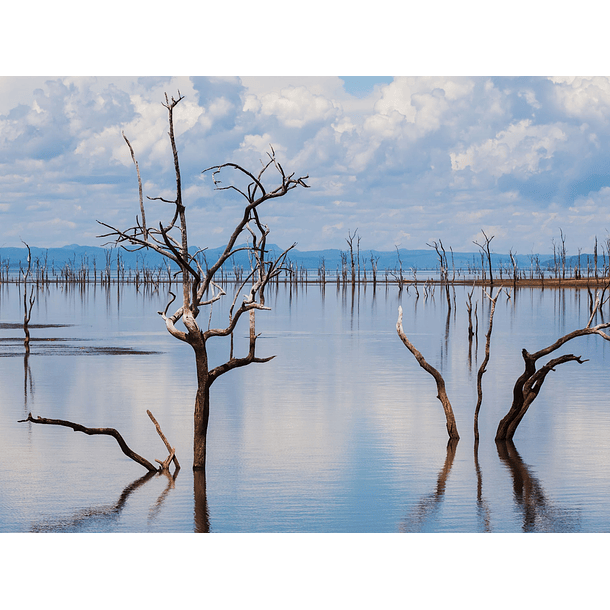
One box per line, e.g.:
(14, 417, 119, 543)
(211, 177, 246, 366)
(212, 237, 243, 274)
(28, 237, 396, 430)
(474, 230, 494, 287)
(509, 248, 519, 289)
(369, 252, 379, 289)
(390, 246, 406, 292)
(99, 93, 309, 471)
(495, 293, 610, 441)
(21, 241, 35, 354)
(345, 228, 359, 286)
(396, 306, 460, 440)
(427, 239, 451, 310)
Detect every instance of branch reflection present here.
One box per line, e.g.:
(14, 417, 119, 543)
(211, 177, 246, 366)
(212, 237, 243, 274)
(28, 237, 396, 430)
(29, 470, 178, 532)
(23, 351, 34, 413)
(399, 438, 458, 532)
(474, 439, 492, 532)
(496, 440, 581, 532)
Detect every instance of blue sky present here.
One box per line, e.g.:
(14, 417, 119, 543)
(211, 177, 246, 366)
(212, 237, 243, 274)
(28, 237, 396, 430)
(2, 75, 610, 255)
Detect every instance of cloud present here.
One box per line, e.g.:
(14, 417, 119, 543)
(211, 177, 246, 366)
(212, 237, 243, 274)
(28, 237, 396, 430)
(1, 76, 610, 254)
(450, 119, 567, 177)
(244, 85, 340, 128)
(549, 76, 610, 122)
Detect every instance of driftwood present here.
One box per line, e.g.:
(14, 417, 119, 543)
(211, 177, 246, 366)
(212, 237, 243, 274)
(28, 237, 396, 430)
(19, 410, 178, 473)
(495, 292, 610, 441)
(396, 306, 460, 440)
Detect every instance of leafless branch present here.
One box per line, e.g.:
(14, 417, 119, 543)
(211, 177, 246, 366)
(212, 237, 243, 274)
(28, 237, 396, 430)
(19, 413, 158, 472)
(396, 306, 460, 440)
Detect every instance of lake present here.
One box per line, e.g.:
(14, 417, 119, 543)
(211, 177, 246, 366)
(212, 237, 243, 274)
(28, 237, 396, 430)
(1, 280, 609, 532)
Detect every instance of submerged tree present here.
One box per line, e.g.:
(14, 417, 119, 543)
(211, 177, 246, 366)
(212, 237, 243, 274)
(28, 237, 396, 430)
(21, 241, 35, 354)
(99, 93, 309, 471)
(396, 306, 460, 440)
(495, 294, 610, 441)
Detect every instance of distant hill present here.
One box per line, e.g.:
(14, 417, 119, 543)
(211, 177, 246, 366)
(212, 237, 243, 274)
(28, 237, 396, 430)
(0, 243, 599, 277)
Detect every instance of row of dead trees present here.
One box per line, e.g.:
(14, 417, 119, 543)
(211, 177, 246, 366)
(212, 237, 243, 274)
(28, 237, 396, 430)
(397, 278, 610, 443)
(5, 229, 610, 289)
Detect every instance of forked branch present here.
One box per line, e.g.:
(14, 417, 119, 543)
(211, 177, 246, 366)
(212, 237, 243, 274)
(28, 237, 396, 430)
(496, 295, 610, 441)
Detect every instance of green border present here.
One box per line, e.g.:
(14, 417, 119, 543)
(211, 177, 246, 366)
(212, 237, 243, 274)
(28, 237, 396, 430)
(0, 1, 610, 609)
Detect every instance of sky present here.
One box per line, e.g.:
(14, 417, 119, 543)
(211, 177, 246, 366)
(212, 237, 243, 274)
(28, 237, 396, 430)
(3, 75, 610, 256)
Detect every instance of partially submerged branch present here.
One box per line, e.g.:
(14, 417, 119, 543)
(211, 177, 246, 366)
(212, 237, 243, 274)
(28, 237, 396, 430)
(396, 306, 460, 440)
(495, 294, 610, 441)
(19, 410, 179, 473)
(147, 409, 180, 471)
(474, 289, 503, 440)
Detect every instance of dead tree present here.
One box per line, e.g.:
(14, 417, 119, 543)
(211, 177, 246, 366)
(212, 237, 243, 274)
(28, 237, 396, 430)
(21, 241, 35, 353)
(474, 230, 494, 287)
(427, 239, 451, 310)
(390, 246, 406, 292)
(369, 252, 379, 288)
(18, 411, 178, 473)
(345, 229, 360, 286)
(509, 249, 519, 290)
(99, 92, 309, 471)
(396, 306, 460, 440)
(495, 293, 610, 441)
(474, 289, 502, 440)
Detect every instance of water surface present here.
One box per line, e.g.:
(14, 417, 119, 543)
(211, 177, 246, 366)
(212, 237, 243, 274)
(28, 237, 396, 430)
(1, 282, 609, 532)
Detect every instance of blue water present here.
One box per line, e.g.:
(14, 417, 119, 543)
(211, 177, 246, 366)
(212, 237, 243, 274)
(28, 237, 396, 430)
(1, 282, 609, 532)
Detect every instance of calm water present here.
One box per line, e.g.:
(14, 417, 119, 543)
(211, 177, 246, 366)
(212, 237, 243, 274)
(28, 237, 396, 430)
(1, 281, 609, 532)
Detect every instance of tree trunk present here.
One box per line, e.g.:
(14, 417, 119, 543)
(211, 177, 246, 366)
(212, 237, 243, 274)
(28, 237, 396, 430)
(193, 342, 211, 471)
(194, 470, 210, 532)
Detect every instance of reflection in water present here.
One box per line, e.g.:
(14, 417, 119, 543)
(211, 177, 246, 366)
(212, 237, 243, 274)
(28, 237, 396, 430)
(194, 470, 210, 533)
(399, 439, 458, 532)
(148, 470, 180, 522)
(29, 470, 177, 532)
(23, 351, 34, 413)
(3, 282, 610, 532)
(474, 440, 492, 532)
(496, 441, 581, 533)
(30, 471, 155, 532)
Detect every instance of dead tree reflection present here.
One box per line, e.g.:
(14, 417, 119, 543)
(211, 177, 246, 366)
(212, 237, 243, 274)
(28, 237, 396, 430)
(399, 439, 458, 532)
(23, 351, 34, 413)
(496, 441, 580, 532)
(194, 470, 210, 533)
(29, 470, 160, 532)
(474, 440, 492, 532)
(148, 469, 181, 523)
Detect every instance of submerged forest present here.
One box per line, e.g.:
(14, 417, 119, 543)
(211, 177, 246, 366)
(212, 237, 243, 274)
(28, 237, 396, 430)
(2, 93, 610, 535)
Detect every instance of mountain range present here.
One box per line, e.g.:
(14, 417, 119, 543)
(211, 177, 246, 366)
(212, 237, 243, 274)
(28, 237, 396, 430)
(0, 243, 599, 275)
